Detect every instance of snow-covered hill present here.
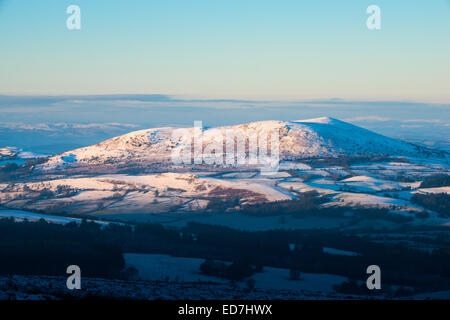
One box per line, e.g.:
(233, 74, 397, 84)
(39, 117, 445, 173)
(0, 147, 42, 161)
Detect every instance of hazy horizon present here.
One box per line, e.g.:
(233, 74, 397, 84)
(1, 94, 449, 154)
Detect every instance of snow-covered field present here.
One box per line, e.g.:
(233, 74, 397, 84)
(0, 162, 448, 226)
(329, 193, 422, 211)
(0, 172, 291, 216)
(0, 146, 44, 161)
(124, 253, 347, 293)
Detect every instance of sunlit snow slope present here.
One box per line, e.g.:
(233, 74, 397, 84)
(41, 117, 446, 172)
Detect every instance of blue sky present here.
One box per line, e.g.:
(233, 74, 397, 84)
(0, 0, 449, 101)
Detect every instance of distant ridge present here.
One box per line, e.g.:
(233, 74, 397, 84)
(40, 117, 447, 172)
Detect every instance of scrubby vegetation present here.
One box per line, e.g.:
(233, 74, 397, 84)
(0, 218, 125, 278)
(303, 156, 409, 168)
(411, 192, 450, 218)
(240, 191, 324, 217)
(0, 157, 48, 181)
(289, 269, 301, 280)
(419, 174, 450, 188)
(333, 278, 414, 297)
(200, 259, 257, 281)
(0, 163, 20, 181)
(239, 192, 414, 222)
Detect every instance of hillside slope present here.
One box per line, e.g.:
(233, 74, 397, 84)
(40, 117, 446, 173)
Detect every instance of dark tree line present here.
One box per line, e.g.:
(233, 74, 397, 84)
(411, 193, 450, 218)
(1, 213, 450, 293)
(0, 218, 125, 278)
(420, 174, 450, 188)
